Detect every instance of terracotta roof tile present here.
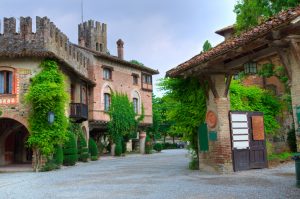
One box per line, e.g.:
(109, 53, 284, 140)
(167, 6, 300, 77)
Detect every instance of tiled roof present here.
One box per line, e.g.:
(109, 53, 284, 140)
(167, 6, 300, 77)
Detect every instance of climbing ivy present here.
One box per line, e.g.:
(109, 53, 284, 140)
(26, 59, 69, 170)
(107, 92, 144, 155)
(230, 80, 282, 134)
(158, 77, 207, 154)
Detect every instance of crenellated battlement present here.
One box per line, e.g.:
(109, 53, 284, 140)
(78, 19, 107, 53)
(0, 16, 93, 81)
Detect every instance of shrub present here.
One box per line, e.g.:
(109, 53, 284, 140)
(153, 143, 162, 152)
(287, 127, 297, 152)
(115, 139, 123, 156)
(162, 143, 177, 150)
(78, 133, 89, 162)
(122, 138, 127, 154)
(145, 136, 153, 154)
(40, 160, 59, 172)
(89, 138, 99, 161)
(63, 132, 78, 166)
(53, 145, 63, 166)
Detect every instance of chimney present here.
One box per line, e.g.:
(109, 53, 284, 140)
(117, 39, 124, 60)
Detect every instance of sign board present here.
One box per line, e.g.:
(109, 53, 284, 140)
(230, 113, 249, 150)
(252, 116, 265, 140)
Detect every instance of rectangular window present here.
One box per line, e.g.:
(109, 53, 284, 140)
(0, 71, 13, 94)
(142, 74, 152, 85)
(133, 98, 138, 114)
(104, 93, 111, 111)
(132, 74, 138, 85)
(244, 62, 257, 74)
(103, 68, 112, 80)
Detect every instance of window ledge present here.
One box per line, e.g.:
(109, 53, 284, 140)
(0, 94, 17, 97)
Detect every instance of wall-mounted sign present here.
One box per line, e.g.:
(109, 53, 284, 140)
(230, 113, 249, 149)
(252, 116, 265, 140)
(206, 111, 217, 128)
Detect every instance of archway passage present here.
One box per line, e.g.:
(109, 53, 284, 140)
(0, 118, 32, 166)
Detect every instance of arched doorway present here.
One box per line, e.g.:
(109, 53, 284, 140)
(0, 118, 32, 166)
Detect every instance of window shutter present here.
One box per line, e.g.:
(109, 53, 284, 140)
(0, 72, 4, 94)
(198, 123, 209, 152)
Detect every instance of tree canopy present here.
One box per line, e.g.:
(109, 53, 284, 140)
(234, 0, 299, 31)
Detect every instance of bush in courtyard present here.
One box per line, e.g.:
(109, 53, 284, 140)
(115, 139, 123, 156)
(53, 145, 63, 166)
(153, 143, 162, 152)
(63, 132, 78, 166)
(89, 138, 99, 161)
(122, 137, 127, 154)
(162, 143, 178, 150)
(40, 160, 59, 172)
(78, 133, 89, 162)
(145, 136, 153, 154)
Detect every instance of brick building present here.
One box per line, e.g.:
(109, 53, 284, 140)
(0, 17, 158, 166)
(167, 7, 300, 173)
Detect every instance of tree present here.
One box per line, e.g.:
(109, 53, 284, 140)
(130, 60, 144, 66)
(234, 0, 299, 32)
(158, 77, 207, 163)
(202, 40, 212, 52)
(26, 59, 69, 171)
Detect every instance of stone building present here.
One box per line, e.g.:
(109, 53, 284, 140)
(0, 17, 158, 166)
(167, 6, 300, 173)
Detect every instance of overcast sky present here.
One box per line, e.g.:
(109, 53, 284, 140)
(0, 0, 237, 96)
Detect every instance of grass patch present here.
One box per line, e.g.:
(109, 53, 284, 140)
(268, 152, 293, 161)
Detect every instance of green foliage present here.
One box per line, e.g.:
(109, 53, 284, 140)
(53, 145, 63, 166)
(153, 143, 162, 152)
(115, 139, 123, 156)
(161, 142, 178, 150)
(230, 80, 281, 134)
(121, 137, 127, 154)
(26, 59, 68, 157)
(108, 92, 136, 143)
(287, 127, 297, 152)
(202, 40, 212, 52)
(268, 151, 294, 161)
(130, 60, 144, 66)
(145, 135, 153, 154)
(77, 132, 89, 162)
(188, 150, 199, 170)
(158, 77, 207, 153)
(89, 138, 99, 161)
(63, 132, 78, 166)
(234, 0, 299, 32)
(0, 108, 2, 116)
(40, 160, 60, 172)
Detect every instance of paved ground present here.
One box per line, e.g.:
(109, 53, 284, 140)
(0, 149, 299, 199)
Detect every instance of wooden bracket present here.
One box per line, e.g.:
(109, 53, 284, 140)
(207, 76, 219, 98)
(224, 74, 232, 97)
(276, 48, 292, 81)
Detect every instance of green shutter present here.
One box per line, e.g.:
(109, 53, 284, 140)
(198, 123, 209, 152)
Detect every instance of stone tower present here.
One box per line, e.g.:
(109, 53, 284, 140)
(78, 20, 107, 53)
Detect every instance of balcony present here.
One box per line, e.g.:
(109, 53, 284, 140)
(69, 103, 88, 122)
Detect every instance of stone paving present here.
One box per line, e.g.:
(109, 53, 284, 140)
(0, 149, 299, 199)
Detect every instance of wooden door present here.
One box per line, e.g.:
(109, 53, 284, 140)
(230, 111, 267, 172)
(248, 112, 268, 169)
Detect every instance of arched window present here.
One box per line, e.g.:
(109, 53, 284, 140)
(0, 70, 13, 94)
(133, 98, 138, 114)
(104, 93, 111, 111)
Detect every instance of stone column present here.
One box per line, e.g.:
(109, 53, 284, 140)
(111, 143, 116, 156)
(139, 132, 146, 154)
(199, 74, 233, 173)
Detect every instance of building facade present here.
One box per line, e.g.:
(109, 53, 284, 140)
(0, 17, 158, 166)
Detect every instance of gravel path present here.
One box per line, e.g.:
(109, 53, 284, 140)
(0, 149, 299, 199)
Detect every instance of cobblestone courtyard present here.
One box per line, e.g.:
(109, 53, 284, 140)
(0, 149, 299, 199)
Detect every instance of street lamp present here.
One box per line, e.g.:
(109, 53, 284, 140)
(48, 111, 55, 124)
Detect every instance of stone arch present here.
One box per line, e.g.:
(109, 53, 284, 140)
(131, 90, 142, 114)
(0, 118, 32, 166)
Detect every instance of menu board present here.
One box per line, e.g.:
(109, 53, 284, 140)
(252, 116, 264, 140)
